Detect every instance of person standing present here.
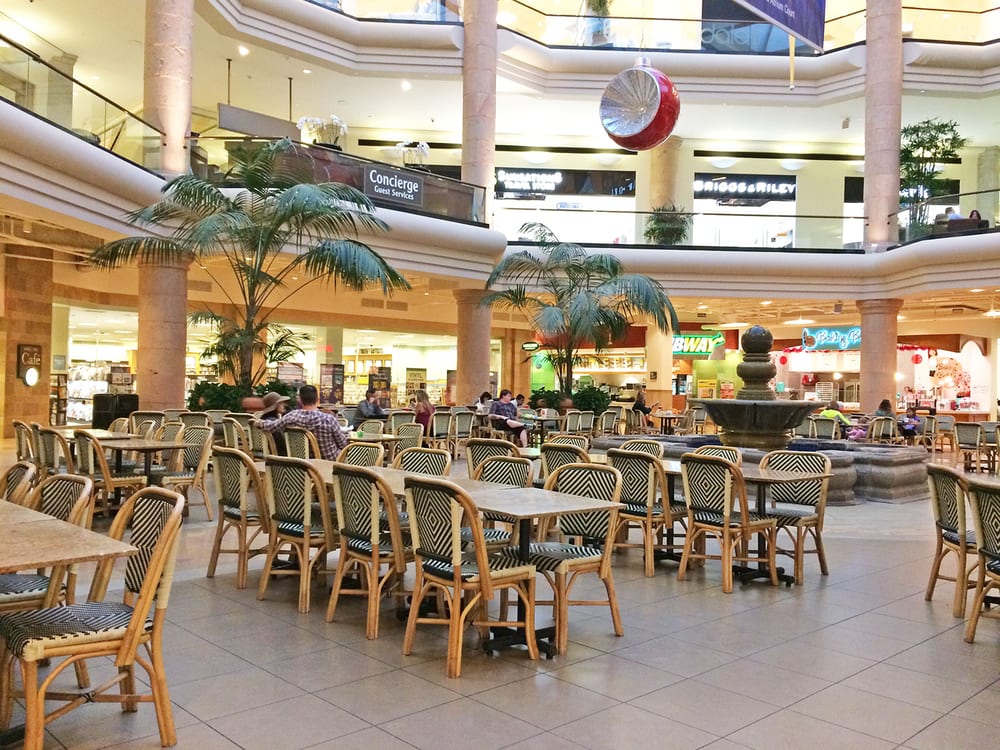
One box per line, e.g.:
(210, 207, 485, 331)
(489, 389, 529, 447)
(256, 384, 347, 460)
(413, 389, 434, 436)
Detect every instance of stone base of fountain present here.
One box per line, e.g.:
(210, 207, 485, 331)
(691, 399, 819, 451)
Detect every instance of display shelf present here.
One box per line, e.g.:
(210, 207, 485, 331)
(49, 374, 67, 426)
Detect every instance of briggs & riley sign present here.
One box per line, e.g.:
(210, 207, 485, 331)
(364, 166, 424, 208)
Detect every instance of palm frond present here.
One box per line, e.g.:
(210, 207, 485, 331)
(89, 236, 191, 269)
(296, 239, 410, 293)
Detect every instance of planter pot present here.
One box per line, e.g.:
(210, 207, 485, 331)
(241, 396, 264, 414)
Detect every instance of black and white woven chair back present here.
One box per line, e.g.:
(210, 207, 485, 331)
(608, 449, 657, 508)
(693, 444, 742, 465)
(967, 480, 1000, 563)
(578, 411, 595, 432)
(158, 422, 184, 442)
(428, 413, 452, 440)
(811, 417, 839, 439)
(36, 428, 67, 473)
(212, 447, 250, 515)
(564, 411, 581, 432)
(928, 464, 965, 536)
(129, 411, 165, 434)
(331, 464, 380, 544)
(620, 439, 664, 458)
(453, 411, 475, 438)
(681, 453, 735, 518)
(284, 427, 313, 459)
(545, 464, 621, 541)
(389, 411, 415, 431)
(181, 412, 211, 428)
(2, 461, 36, 504)
(395, 447, 450, 476)
(338, 442, 384, 467)
(222, 418, 243, 449)
(13, 420, 34, 462)
(955, 422, 984, 448)
(761, 450, 830, 507)
(475, 456, 531, 487)
(73, 432, 97, 477)
(395, 423, 424, 452)
(248, 421, 268, 456)
(266, 458, 314, 529)
(466, 439, 517, 477)
(34, 474, 92, 522)
(540, 444, 588, 479)
(404, 477, 464, 566)
(178, 425, 212, 469)
(598, 410, 617, 435)
(359, 419, 386, 438)
(548, 434, 588, 450)
(123, 490, 179, 595)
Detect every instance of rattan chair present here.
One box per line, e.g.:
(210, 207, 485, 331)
(810, 416, 840, 439)
(150, 421, 185, 473)
(285, 425, 320, 459)
(0, 488, 185, 750)
(546, 433, 589, 450)
(159, 424, 214, 520)
(917, 415, 940, 453)
(964, 476, 1000, 642)
(247, 420, 275, 459)
(402, 475, 538, 677)
(222, 416, 249, 450)
(619, 438, 664, 458)
(128, 411, 165, 435)
(326, 463, 410, 639)
(388, 410, 415, 432)
(925, 464, 977, 618)
(608, 448, 686, 577)
(108, 417, 130, 433)
(34, 425, 74, 475)
(180, 411, 212, 428)
(162, 409, 188, 423)
(451, 411, 476, 458)
(497, 463, 623, 655)
(759, 450, 832, 585)
(0, 462, 36, 506)
(464, 438, 518, 479)
(424, 412, 453, 452)
(394, 422, 425, 454)
(563, 410, 582, 434)
(207, 447, 271, 590)
(576, 411, 595, 436)
(336, 441, 385, 467)
(594, 410, 618, 437)
(539, 443, 590, 485)
(204, 409, 231, 426)
(257, 457, 336, 613)
(867, 416, 903, 445)
(935, 415, 956, 452)
(955, 422, 992, 472)
(692, 444, 742, 464)
(358, 419, 386, 439)
(679, 452, 778, 593)
(392, 447, 452, 476)
(11, 420, 34, 463)
(0, 475, 94, 615)
(74, 431, 148, 518)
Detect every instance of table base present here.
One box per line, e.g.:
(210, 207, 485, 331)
(485, 625, 557, 659)
(734, 563, 794, 587)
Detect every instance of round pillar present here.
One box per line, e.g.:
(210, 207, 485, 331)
(649, 136, 684, 209)
(144, 0, 194, 177)
(857, 298, 903, 411)
(138, 256, 191, 410)
(862, 0, 902, 247)
(454, 289, 492, 406)
(644, 326, 674, 410)
(461, 0, 498, 223)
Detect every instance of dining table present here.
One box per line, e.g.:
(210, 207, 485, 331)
(52, 428, 134, 442)
(101, 438, 190, 482)
(0, 501, 136, 749)
(651, 411, 683, 434)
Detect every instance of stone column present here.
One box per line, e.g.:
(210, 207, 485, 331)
(143, 0, 194, 177)
(976, 146, 999, 223)
(454, 289, 492, 405)
(862, 0, 902, 248)
(461, 0, 498, 224)
(644, 327, 674, 410)
(138, 255, 191, 410)
(649, 136, 684, 209)
(857, 298, 903, 412)
(47, 53, 77, 132)
(317, 326, 344, 363)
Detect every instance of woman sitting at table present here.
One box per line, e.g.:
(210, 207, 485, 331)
(819, 400, 851, 429)
(898, 406, 921, 442)
(632, 384, 659, 428)
(413, 389, 434, 436)
(874, 399, 895, 418)
(489, 389, 530, 447)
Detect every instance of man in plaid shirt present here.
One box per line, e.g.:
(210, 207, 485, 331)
(256, 384, 347, 459)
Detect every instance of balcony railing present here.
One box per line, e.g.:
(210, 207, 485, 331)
(190, 136, 486, 224)
(309, 1, 1000, 52)
(891, 188, 999, 245)
(0, 33, 162, 170)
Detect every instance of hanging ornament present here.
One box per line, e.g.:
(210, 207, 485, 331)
(778, 355, 789, 365)
(599, 58, 680, 151)
(912, 353, 923, 364)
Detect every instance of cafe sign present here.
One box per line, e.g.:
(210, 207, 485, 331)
(673, 333, 724, 356)
(801, 326, 861, 351)
(17, 344, 42, 387)
(364, 165, 424, 208)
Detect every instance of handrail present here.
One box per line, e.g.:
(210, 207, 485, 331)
(890, 187, 999, 243)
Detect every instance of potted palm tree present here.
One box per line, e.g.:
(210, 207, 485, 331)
(90, 138, 410, 400)
(483, 222, 678, 393)
(643, 203, 693, 245)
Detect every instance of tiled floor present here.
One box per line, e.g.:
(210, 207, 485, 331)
(7, 444, 1000, 749)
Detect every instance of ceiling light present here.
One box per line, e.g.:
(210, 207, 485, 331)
(760, 300, 772, 306)
(238, 45, 250, 56)
(708, 156, 738, 169)
(784, 317, 815, 325)
(400, 80, 412, 92)
(833, 372, 843, 380)
(985, 309, 1000, 318)
(715, 321, 749, 329)
(780, 159, 804, 171)
(697, 303, 708, 310)
(522, 151, 550, 165)
(970, 288, 984, 293)
(302, 68, 312, 74)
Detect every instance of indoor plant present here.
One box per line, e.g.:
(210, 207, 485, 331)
(643, 203, 693, 245)
(297, 114, 348, 148)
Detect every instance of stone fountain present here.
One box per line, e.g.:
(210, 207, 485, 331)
(692, 325, 818, 450)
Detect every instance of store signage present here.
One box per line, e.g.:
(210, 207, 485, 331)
(17, 344, 42, 378)
(673, 333, 725, 355)
(801, 326, 861, 351)
(495, 168, 636, 197)
(694, 173, 797, 201)
(730, 0, 826, 52)
(521, 341, 541, 352)
(496, 169, 562, 193)
(364, 166, 423, 208)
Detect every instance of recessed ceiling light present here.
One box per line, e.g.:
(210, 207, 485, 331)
(400, 80, 412, 92)
(238, 45, 250, 56)
(784, 317, 815, 325)
(302, 68, 312, 74)
(760, 300, 772, 306)
(970, 288, 984, 293)
(697, 303, 709, 310)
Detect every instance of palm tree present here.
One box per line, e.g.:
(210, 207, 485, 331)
(90, 139, 410, 393)
(484, 223, 678, 393)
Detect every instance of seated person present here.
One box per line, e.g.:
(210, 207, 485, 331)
(489, 388, 530, 447)
(255, 390, 290, 455)
(256, 384, 347, 460)
(475, 391, 493, 414)
(873, 399, 895, 418)
(898, 406, 921, 441)
(355, 387, 388, 426)
(632, 384, 659, 427)
(819, 400, 851, 428)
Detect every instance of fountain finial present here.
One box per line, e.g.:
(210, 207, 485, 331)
(736, 324, 777, 400)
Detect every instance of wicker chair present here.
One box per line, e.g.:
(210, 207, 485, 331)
(222, 416, 249, 451)
(546, 433, 589, 450)
(608, 448, 686, 577)
(108, 417, 130, 433)
(159, 424, 214, 520)
(0, 462, 37, 506)
(867, 416, 903, 445)
(392, 447, 451, 476)
(326, 463, 411, 639)
(451, 411, 476, 458)
(594, 410, 618, 437)
(358, 419, 386, 439)
(11, 420, 35, 463)
(423, 412, 453, 452)
(759, 450, 832, 585)
(679, 452, 778, 593)
(692, 444, 742, 464)
(810, 416, 840, 439)
(402, 475, 538, 677)
(247, 420, 275, 459)
(257, 457, 336, 613)
(128, 411, 165, 435)
(464, 438, 518, 479)
(394, 422, 425, 454)
(954, 422, 992, 472)
(180, 411, 212, 428)
(575, 411, 595, 437)
(925, 464, 977, 618)
(0, 488, 185, 750)
(34, 425, 74, 475)
(74, 431, 148, 518)
(619, 438, 664, 458)
(162, 409, 188, 423)
(388, 410, 416, 432)
(207, 447, 271, 590)
(336, 442, 385, 467)
(539, 443, 590, 486)
(285, 425, 320, 460)
(935, 415, 956, 453)
(964, 476, 1000, 642)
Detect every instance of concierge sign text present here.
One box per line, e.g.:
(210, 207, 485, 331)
(364, 166, 424, 209)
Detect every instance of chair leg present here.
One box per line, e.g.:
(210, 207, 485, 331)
(146, 631, 177, 747)
(325, 551, 350, 624)
(925, 535, 945, 601)
(0, 644, 13, 731)
(766, 528, 779, 587)
(721, 530, 734, 594)
(555, 572, 569, 655)
(603, 572, 624, 638)
(964, 566, 988, 643)
(642, 522, 655, 578)
(235, 524, 250, 590)
(402, 572, 427, 655)
(366, 562, 383, 640)
(813, 527, 829, 575)
(794, 527, 806, 585)
(21, 660, 43, 750)
(677, 525, 696, 581)
(446, 588, 468, 678)
(952, 547, 970, 618)
(206, 512, 227, 579)
(520, 578, 539, 661)
(256, 540, 281, 601)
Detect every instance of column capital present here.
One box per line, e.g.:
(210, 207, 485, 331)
(856, 298, 903, 316)
(453, 288, 491, 306)
(138, 253, 194, 272)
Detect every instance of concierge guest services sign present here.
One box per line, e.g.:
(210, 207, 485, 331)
(364, 165, 424, 208)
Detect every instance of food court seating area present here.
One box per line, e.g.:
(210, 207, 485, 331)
(0, 426, 999, 749)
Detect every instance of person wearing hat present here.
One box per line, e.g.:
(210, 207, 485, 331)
(256, 391, 290, 455)
(256, 384, 348, 460)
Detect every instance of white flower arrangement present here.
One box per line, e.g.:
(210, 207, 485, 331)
(296, 114, 348, 145)
(393, 140, 430, 164)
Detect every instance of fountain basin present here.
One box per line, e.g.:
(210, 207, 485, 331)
(692, 399, 818, 451)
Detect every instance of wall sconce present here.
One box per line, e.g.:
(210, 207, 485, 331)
(780, 159, 804, 171)
(708, 156, 738, 169)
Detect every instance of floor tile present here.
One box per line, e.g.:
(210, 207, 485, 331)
(629, 679, 779, 735)
(380, 697, 539, 750)
(905, 714, 1000, 750)
(548, 653, 683, 701)
(208, 694, 368, 750)
(728, 709, 896, 750)
(305, 726, 420, 749)
(103, 722, 242, 749)
(791, 684, 941, 743)
(316, 669, 460, 724)
(472, 674, 618, 730)
(259, 644, 395, 691)
(694, 657, 831, 707)
(746, 639, 876, 681)
(552, 702, 717, 750)
(843, 663, 983, 712)
(167, 666, 304, 721)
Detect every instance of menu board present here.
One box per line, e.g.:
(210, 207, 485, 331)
(405, 368, 427, 402)
(319, 363, 344, 405)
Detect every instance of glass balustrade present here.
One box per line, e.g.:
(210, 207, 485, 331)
(0, 35, 162, 170)
(892, 188, 999, 245)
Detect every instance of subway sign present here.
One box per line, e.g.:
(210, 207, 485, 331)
(673, 333, 725, 355)
(801, 326, 861, 351)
